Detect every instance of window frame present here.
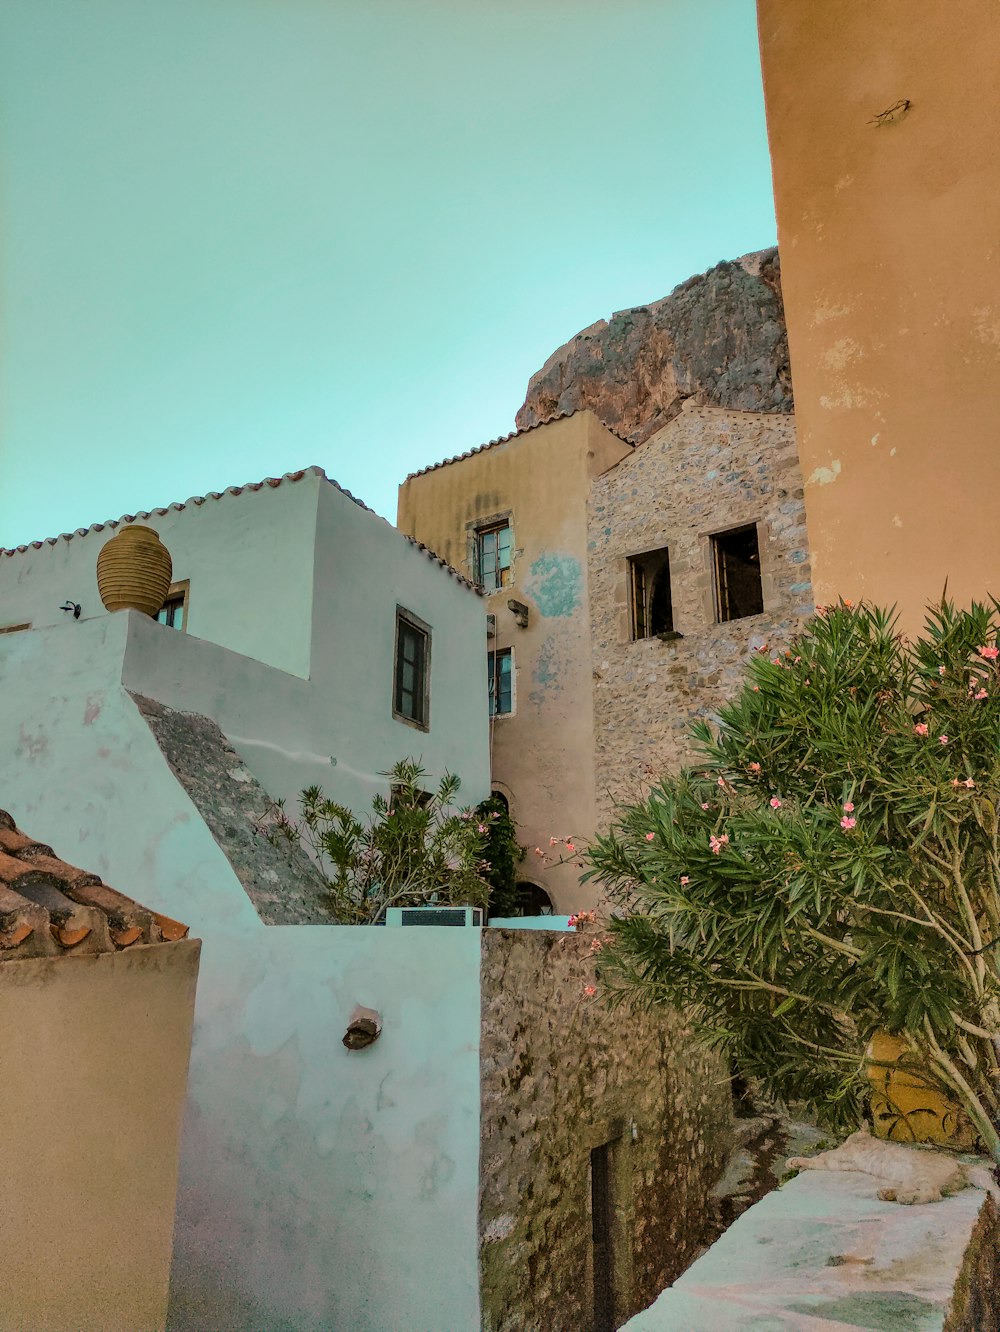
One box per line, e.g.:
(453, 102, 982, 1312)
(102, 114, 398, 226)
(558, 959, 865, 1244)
(155, 579, 190, 632)
(393, 606, 431, 731)
(473, 518, 513, 592)
(711, 523, 764, 623)
(626, 547, 674, 641)
(487, 646, 514, 717)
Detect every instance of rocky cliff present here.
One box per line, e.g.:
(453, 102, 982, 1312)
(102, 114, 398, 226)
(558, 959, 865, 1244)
(516, 248, 791, 444)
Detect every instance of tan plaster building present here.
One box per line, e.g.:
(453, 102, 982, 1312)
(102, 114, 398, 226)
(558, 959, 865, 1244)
(757, 0, 1000, 632)
(398, 411, 631, 913)
(399, 405, 813, 910)
(0, 809, 199, 1332)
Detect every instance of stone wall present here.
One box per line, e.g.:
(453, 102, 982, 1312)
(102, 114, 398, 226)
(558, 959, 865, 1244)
(479, 928, 734, 1332)
(588, 406, 812, 819)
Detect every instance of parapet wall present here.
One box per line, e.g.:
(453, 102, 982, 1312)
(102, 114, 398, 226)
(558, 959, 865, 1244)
(479, 928, 734, 1332)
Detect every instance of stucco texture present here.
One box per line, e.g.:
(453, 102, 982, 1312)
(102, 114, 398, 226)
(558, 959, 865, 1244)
(0, 942, 200, 1332)
(0, 615, 484, 1332)
(398, 412, 632, 912)
(479, 928, 734, 1332)
(588, 406, 811, 820)
(757, 0, 1000, 631)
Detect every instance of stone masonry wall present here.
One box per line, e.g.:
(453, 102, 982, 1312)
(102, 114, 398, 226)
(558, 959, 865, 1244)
(479, 928, 734, 1332)
(588, 406, 812, 821)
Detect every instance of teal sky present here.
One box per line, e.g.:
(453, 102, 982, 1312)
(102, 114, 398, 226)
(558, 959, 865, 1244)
(0, 0, 775, 547)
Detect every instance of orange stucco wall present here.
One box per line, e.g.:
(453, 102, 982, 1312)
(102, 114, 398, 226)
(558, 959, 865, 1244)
(398, 413, 631, 912)
(0, 941, 200, 1332)
(757, 0, 1000, 631)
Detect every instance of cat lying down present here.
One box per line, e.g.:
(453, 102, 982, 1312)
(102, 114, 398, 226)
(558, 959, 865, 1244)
(787, 1129, 999, 1205)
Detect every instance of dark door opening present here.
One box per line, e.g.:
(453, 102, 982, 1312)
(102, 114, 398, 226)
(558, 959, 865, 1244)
(591, 1142, 614, 1332)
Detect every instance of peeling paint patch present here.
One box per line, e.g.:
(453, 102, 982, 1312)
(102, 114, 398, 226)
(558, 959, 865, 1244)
(526, 553, 582, 618)
(807, 460, 842, 486)
(892, 515, 903, 528)
(870, 433, 881, 447)
(821, 338, 863, 371)
(530, 636, 561, 706)
(811, 300, 853, 326)
(973, 307, 1000, 349)
(83, 693, 103, 726)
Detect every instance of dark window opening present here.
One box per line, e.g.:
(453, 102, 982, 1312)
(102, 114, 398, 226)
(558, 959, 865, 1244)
(394, 609, 430, 728)
(516, 882, 553, 917)
(488, 647, 513, 716)
(591, 1142, 615, 1332)
(390, 784, 432, 811)
(713, 524, 764, 622)
(628, 548, 673, 640)
(491, 791, 510, 814)
(475, 521, 512, 592)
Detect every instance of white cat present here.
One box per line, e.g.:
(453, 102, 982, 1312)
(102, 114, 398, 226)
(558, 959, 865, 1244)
(787, 1129, 999, 1205)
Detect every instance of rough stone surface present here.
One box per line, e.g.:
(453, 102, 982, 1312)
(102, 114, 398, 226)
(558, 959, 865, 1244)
(587, 406, 812, 821)
(620, 1172, 1000, 1332)
(516, 249, 791, 445)
(130, 692, 334, 925)
(478, 928, 734, 1332)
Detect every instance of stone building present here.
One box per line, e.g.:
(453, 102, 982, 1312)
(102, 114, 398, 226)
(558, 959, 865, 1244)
(400, 403, 812, 906)
(588, 403, 812, 820)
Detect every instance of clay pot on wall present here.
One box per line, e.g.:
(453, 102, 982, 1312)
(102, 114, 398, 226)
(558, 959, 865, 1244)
(96, 525, 173, 616)
(865, 1031, 976, 1150)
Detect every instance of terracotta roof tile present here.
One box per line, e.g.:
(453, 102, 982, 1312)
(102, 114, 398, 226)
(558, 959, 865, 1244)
(0, 466, 480, 595)
(0, 810, 189, 959)
(403, 409, 633, 481)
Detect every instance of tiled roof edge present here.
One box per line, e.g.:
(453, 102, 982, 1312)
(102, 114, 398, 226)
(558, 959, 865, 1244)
(403, 409, 632, 481)
(0, 465, 480, 595)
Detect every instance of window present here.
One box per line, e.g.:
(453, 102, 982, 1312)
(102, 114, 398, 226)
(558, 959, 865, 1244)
(393, 608, 430, 729)
(488, 648, 513, 716)
(155, 580, 189, 631)
(712, 524, 764, 622)
(475, 521, 512, 592)
(627, 548, 674, 640)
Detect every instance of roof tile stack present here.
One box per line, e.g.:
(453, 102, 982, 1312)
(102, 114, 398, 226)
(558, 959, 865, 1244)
(0, 809, 188, 959)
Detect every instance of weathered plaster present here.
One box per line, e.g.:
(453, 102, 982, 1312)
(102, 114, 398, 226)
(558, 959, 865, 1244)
(398, 412, 632, 911)
(757, 0, 1000, 630)
(621, 1172, 1000, 1331)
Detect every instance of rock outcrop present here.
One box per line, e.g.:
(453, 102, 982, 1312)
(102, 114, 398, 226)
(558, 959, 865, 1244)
(516, 248, 791, 444)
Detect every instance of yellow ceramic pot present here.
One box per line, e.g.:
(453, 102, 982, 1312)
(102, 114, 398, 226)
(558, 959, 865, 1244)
(96, 525, 173, 616)
(865, 1031, 976, 1149)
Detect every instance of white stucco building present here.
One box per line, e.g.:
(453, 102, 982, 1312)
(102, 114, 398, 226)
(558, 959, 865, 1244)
(0, 467, 493, 1329)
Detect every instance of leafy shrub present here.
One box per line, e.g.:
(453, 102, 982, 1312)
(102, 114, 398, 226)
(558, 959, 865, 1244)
(587, 600, 1000, 1160)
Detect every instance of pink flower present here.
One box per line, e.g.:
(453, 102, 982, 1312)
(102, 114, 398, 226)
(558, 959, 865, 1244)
(965, 777, 976, 788)
(803, 679, 811, 686)
(709, 833, 730, 855)
(680, 876, 690, 885)
(975, 688, 989, 701)
(590, 937, 604, 952)
(566, 842, 576, 854)
(749, 762, 762, 773)
(770, 797, 782, 809)
(701, 803, 710, 811)
(583, 984, 597, 998)
(939, 735, 949, 745)
(477, 824, 488, 833)
(534, 847, 543, 856)
(978, 646, 1000, 660)
(752, 686, 760, 692)
(567, 914, 577, 928)
(842, 802, 854, 813)
(938, 665, 947, 675)
(645, 832, 655, 841)
(549, 837, 559, 846)
(840, 816, 857, 831)
(717, 777, 727, 787)
(914, 723, 929, 737)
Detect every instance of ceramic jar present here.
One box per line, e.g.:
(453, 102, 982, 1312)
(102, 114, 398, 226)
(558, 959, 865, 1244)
(96, 525, 173, 616)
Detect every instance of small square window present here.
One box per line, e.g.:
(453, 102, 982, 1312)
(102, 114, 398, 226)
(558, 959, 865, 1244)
(627, 548, 673, 640)
(475, 521, 513, 592)
(394, 608, 430, 729)
(488, 647, 513, 716)
(712, 525, 764, 622)
(155, 580, 189, 631)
